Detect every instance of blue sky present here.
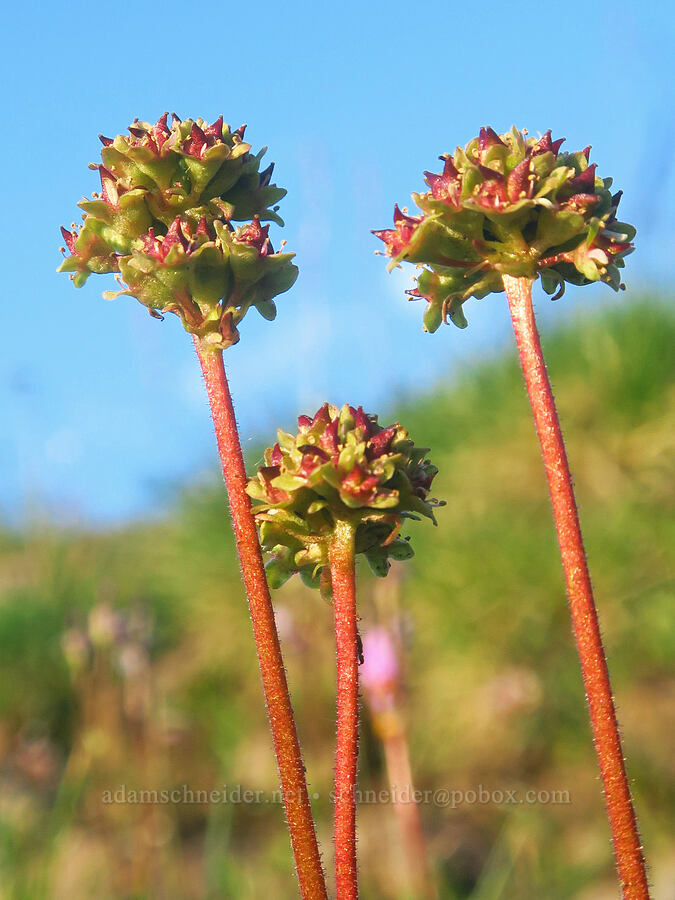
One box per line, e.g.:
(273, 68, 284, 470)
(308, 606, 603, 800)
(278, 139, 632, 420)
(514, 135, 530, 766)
(1, 0, 673, 524)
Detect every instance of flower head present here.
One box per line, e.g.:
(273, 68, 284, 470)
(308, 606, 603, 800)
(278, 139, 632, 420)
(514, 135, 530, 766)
(374, 127, 636, 331)
(58, 114, 296, 349)
(247, 403, 443, 589)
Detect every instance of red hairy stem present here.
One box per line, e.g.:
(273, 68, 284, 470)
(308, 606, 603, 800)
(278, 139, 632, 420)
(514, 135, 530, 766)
(502, 275, 650, 899)
(330, 520, 360, 900)
(193, 338, 327, 900)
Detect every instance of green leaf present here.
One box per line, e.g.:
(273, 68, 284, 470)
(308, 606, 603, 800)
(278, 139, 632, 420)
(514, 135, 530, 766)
(423, 302, 443, 333)
(417, 268, 465, 305)
(534, 209, 584, 253)
(73, 271, 90, 288)
(387, 539, 414, 561)
(540, 271, 563, 297)
(271, 473, 307, 491)
(255, 299, 277, 321)
(299, 567, 322, 590)
(405, 217, 477, 267)
(365, 549, 390, 578)
(530, 151, 555, 178)
(605, 221, 637, 242)
(265, 559, 293, 590)
(448, 297, 468, 329)
(535, 166, 573, 199)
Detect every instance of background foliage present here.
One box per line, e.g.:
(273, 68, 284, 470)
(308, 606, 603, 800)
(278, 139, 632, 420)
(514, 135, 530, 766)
(0, 298, 672, 898)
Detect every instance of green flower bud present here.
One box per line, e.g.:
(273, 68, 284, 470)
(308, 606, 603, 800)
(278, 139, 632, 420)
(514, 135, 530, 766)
(58, 114, 296, 348)
(374, 127, 636, 330)
(247, 403, 443, 588)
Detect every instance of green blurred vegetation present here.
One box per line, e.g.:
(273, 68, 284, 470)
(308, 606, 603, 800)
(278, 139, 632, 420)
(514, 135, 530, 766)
(0, 297, 672, 899)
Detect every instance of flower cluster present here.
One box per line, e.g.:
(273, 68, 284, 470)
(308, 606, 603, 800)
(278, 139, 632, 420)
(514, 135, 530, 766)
(58, 114, 297, 349)
(374, 127, 636, 331)
(247, 403, 442, 589)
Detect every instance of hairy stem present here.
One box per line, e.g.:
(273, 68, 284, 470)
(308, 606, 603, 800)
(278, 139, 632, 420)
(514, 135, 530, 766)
(194, 338, 327, 900)
(502, 275, 650, 899)
(330, 520, 359, 900)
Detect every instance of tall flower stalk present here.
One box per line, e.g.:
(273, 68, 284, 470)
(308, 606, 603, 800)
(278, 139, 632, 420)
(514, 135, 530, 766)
(502, 273, 648, 896)
(247, 403, 443, 898)
(58, 114, 327, 899)
(374, 126, 649, 899)
(361, 624, 435, 899)
(330, 519, 360, 898)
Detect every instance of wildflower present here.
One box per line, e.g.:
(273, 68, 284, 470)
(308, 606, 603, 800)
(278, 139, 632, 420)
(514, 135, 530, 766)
(374, 127, 636, 330)
(58, 114, 296, 348)
(247, 403, 443, 588)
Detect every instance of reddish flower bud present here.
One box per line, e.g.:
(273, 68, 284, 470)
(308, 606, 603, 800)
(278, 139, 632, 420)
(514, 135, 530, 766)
(270, 443, 283, 466)
(203, 115, 224, 140)
(475, 178, 509, 210)
(184, 122, 208, 158)
(97, 166, 120, 207)
(60, 226, 77, 255)
(564, 193, 600, 213)
(313, 402, 333, 427)
(367, 426, 396, 459)
(195, 216, 215, 240)
(479, 126, 506, 151)
(532, 129, 565, 156)
(372, 205, 422, 257)
(424, 157, 462, 206)
(258, 466, 290, 505)
(476, 164, 504, 182)
(568, 163, 597, 193)
(321, 417, 339, 454)
(341, 464, 380, 504)
(234, 216, 272, 256)
(352, 406, 372, 434)
(140, 217, 191, 262)
(506, 157, 532, 202)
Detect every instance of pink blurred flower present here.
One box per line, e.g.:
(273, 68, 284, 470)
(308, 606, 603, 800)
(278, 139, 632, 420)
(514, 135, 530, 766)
(361, 627, 400, 703)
